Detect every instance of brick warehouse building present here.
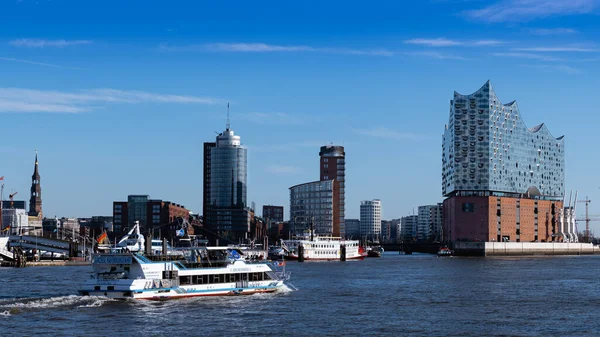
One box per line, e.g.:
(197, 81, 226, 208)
(113, 195, 190, 238)
(442, 81, 565, 243)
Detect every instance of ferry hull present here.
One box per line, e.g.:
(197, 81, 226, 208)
(79, 277, 286, 300)
(285, 254, 364, 261)
(79, 286, 281, 300)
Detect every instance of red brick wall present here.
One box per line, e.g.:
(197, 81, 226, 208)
(445, 196, 563, 243)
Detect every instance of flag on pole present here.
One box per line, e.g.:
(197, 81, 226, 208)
(97, 231, 108, 244)
(0, 176, 3, 181)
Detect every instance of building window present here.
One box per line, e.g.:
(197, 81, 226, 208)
(462, 203, 474, 212)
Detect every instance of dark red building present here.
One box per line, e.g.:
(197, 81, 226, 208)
(113, 195, 190, 238)
(262, 205, 284, 223)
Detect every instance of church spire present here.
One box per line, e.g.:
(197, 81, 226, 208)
(29, 150, 42, 219)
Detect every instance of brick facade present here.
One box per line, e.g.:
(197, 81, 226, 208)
(444, 196, 563, 243)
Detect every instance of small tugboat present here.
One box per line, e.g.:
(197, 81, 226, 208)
(367, 246, 384, 257)
(437, 246, 453, 257)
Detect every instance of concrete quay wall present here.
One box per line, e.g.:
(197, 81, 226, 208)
(454, 242, 599, 257)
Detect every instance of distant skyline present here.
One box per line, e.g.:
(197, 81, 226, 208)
(1, 0, 599, 233)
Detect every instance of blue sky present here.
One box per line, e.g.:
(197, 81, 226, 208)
(1, 0, 600, 232)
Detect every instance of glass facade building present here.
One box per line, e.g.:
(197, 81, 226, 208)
(289, 180, 336, 235)
(210, 130, 247, 208)
(127, 195, 149, 229)
(203, 126, 251, 244)
(442, 81, 564, 200)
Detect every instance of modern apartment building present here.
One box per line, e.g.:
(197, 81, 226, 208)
(400, 215, 418, 242)
(289, 180, 337, 236)
(417, 204, 443, 241)
(360, 199, 381, 240)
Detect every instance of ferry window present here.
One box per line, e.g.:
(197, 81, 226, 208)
(263, 272, 271, 280)
(202, 275, 209, 284)
(235, 273, 241, 282)
(218, 274, 225, 283)
(212, 275, 220, 283)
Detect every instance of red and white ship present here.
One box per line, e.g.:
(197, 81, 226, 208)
(281, 231, 365, 261)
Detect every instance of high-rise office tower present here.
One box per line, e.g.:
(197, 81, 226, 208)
(319, 145, 345, 237)
(203, 108, 250, 244)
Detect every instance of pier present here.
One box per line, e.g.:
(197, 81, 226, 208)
(453, 242, 600, 257)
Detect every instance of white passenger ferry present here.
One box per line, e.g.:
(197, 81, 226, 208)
(78, 247, 293, 300)
(281, 231, 365, 261)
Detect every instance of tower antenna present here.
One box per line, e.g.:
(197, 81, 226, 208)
(226, 103, 230, 130)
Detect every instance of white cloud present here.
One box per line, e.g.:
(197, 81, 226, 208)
(0, 88, 219, 113)
(238, 112, 303, 125)
(9, 39, 93, 48)
(160, 43, 394, 56)
(463, 0, 599, 23)
(351, 126, 428, 141)
(404, 38, 506, 47)
(404, 51, 469, 60)
(492, 52, 564, 61)
(523, 64, 582, 74)
(529, 28, 578, 35)
(266, 165, 303, 174)
(513, 46, 596, 52)
(0, 56, 83, 70)
(404, 38, 462, 47)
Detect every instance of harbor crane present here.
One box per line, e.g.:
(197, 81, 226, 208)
(9, 191, 18, 209)
(576, 196, 594, 243)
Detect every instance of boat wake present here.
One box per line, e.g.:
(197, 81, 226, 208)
(0, 295, 112, 315)
(279, 283, 298, 293)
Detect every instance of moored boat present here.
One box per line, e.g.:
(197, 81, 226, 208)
(78, 247, 293, 300)
(281, 231, 363, 261)
(437, 247, 453, 257)
(367, 246, 384, 257)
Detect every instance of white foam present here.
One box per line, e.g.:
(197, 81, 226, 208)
(279, 284, 297, 293)
(0, 295, 104, 311)
(0, 310, 10, 317)
(77, 299, 106, 308)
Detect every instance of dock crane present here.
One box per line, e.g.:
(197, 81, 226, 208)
(9, 191, 17, 209)
(576, 196, 596, 243)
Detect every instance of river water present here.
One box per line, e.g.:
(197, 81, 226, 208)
(1, 253, 599, 336)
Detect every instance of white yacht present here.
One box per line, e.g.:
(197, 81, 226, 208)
(281, 231, 365, 261)
(79, 247, 293, 300)
(97, 221, 173, 254)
